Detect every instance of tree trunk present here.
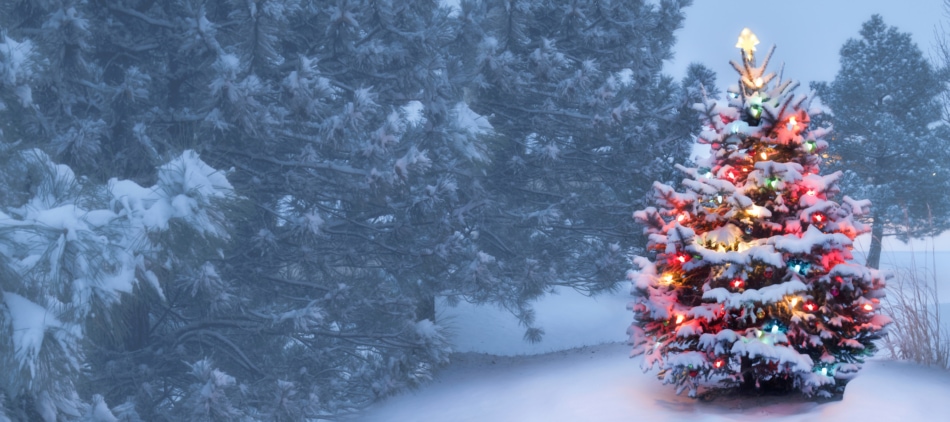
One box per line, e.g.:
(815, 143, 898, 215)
(867, 216, 884, 269)
(740, 356, 755, 392)
(416, 295, 436, 322)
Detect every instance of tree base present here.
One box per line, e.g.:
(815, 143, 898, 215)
(698, 381, 843, 403)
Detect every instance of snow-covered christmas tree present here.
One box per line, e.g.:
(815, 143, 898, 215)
(628, 29, 891, 398)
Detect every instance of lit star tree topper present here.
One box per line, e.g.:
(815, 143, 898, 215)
(736, 28, 760, 60)
(627, 29, 891, 399)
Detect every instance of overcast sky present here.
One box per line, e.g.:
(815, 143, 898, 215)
(665, 0, 947, 88)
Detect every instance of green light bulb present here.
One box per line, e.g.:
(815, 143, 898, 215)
(750, 105, 762, 119)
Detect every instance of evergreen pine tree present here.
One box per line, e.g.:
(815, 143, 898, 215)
(0, 0, 704, 417)
(0, 148, 234, 421)
(813, 15, 950, 269)
(454, 0, 702, 338)
(629, 29, 891, 398)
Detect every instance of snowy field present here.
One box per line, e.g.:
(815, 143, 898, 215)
(352, 249, 950, 421)
(437, 287, 631, 356)
(356, 343, 950, 422)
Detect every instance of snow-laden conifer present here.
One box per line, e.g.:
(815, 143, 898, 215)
(629, 29, 890, 398)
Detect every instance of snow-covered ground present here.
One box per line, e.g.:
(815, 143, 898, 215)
(354, 249, 950, 421)
(356, 342, 950, 422)
(437, 287, 631, 356)
(856, 248, 950, 302)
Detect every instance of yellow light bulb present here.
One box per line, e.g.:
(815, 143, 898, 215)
(790, 297, 799, 307)
(676, 314, 685, 324)
(662, 274, 674, 284)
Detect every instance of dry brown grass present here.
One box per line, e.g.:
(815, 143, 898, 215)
(880, 249, 950, 370)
